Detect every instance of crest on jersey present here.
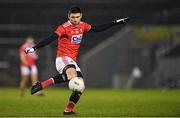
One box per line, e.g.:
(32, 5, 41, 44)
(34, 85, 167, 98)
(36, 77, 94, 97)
(71, 34, 83, 44)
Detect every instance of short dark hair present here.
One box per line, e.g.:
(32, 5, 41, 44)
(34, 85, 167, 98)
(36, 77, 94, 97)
(68, 5, 82, 14)
(27, 35, 34, 39)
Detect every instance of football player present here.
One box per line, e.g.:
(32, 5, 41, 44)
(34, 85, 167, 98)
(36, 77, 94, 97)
(25, 5, 129, 115)
(19, 35, 43, 97)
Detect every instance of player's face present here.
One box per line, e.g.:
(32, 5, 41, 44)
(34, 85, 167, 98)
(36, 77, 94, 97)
(68, 13, 82, 26)
(26, 37, 34, 45)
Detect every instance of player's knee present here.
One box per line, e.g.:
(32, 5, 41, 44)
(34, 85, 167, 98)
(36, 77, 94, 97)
(53, 64, 78, 83)
(66, 68, 77, 80)
(63, 64, 77, 80)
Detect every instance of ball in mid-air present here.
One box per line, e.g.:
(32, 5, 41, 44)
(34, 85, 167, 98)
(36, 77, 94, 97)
(68, 77, 85, 92)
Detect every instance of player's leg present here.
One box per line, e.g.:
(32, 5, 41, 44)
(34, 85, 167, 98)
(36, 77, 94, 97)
(64, 77, 84, 115)
(62, 57, 85, 115)
(31, 57, 70, 94)
(31, 65, 38, 85)
(40, 63, 79, 87)
(31, 56, 84, 114)
(19, 66, 30, 97)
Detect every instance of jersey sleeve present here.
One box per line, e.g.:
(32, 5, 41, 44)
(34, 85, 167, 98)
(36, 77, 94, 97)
(55, 25, 66, 37)
(83, 22, 91, 33)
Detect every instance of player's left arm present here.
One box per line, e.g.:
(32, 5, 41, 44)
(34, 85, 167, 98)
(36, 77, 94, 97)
(89, 17, 129, 32)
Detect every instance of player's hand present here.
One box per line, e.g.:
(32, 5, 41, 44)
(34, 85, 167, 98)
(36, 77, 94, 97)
(25, 48, 35, 54)
(114, 17, 130, 24)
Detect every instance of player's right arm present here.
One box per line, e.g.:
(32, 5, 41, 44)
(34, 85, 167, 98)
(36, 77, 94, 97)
(19, 47, 28, 65)
(25, 25, 65, 54)
(20, 53, 28, 65)
(25, 33, 59, 54)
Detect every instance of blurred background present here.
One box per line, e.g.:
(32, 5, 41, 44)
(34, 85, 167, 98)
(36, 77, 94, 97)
(0, 0, 180, 89)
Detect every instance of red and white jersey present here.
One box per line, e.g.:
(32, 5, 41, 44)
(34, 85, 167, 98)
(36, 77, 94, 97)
(19, 43, 37, 66)
(55, 21, 91, 61)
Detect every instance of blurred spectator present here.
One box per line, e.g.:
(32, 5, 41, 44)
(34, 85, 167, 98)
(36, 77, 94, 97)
(19, 35, 43, 97)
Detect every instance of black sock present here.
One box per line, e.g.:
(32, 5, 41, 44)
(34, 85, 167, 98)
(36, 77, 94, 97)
(53, 74, 68, 84)
(69, 91, 82, 104)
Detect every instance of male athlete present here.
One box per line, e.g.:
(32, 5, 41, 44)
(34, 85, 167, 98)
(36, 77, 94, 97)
(25, 6, 129, 115)
(19, 35, 43, 97)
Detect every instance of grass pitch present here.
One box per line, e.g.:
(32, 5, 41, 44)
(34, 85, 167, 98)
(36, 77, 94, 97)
(0, 88, 180, 117)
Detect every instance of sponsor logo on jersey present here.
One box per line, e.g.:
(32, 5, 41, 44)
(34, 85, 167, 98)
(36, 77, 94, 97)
(71, 34, 83, 44)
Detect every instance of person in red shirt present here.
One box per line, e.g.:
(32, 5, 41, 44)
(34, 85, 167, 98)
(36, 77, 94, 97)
(25, 5, 129, 115)
(19, 35, 43, 97)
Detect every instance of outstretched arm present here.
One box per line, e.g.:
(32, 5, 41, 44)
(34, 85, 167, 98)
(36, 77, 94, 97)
(25, 33, 59, 54)
(89, 17, 129, 32)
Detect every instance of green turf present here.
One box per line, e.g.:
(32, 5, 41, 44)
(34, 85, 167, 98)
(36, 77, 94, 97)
(0, 88, 180, 117)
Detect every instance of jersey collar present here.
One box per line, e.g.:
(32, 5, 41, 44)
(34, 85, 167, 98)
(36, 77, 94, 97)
(68, 20, 79, 27)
